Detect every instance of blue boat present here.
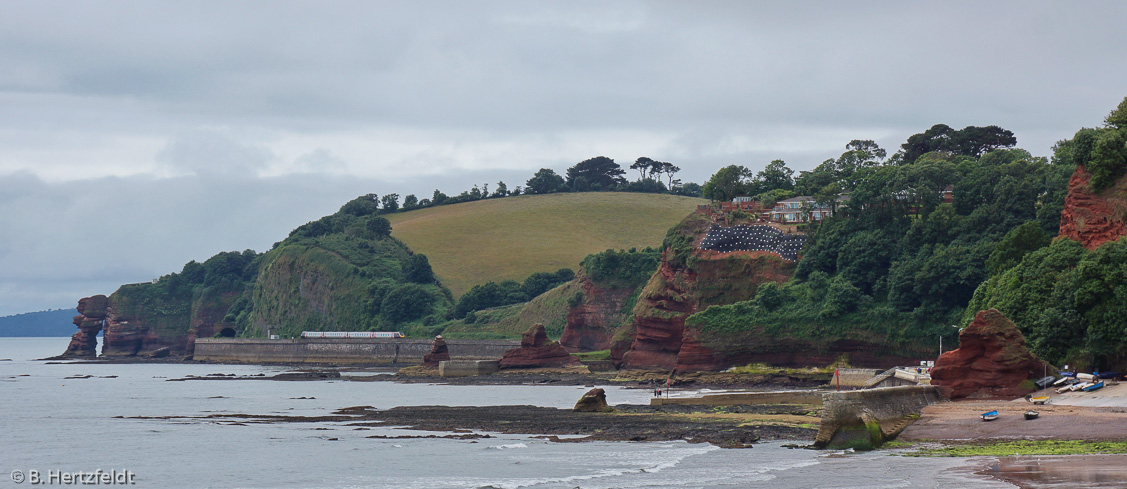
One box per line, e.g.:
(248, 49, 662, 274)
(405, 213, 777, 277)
(981, 410, 999, 421)
(1083, 381, 1105, 392)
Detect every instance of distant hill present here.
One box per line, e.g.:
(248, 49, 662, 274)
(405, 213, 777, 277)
(0, 309, 78, 337)
(385, 192, 706, 297)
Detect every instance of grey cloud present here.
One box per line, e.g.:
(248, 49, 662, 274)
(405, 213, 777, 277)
(156, 129, 274, 176)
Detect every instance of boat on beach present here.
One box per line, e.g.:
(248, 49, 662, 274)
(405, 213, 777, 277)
(1083, 381, 1105, 392)
(1024, 411, 1039, 420)
(981, 410, 999, 421)
(1028, 396, 1050, 405)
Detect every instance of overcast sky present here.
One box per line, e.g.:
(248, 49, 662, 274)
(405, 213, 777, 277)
(1, 1, 1125, 316)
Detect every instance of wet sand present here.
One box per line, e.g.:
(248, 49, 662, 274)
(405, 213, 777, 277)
(978, 454, 1127, 488)
(900, 399, 1127, 442)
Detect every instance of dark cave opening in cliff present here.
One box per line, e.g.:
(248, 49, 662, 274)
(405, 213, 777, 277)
(218, 327, 236, 338)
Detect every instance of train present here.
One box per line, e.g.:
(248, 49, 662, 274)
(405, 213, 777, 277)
(300, 331, 405, 339)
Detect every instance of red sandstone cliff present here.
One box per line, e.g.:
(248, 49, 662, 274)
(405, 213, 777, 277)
(1058, 165, 1127, 250)
(619, 214, 797, 371)
(559, 270, 638, 353)
(930, 309, 1046, 399)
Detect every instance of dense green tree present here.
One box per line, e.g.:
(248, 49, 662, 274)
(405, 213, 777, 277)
(1106, 96, 1127, 128)
(672, 181, 702, 197)
(402, 194, 419, 210)
(454, 280, 527, 318)
(526, 168, 566, 195)
(520, 268, 575, 298)
(986, 221, 1051, 274)
(631, 157, 658, 179)
(492, 181, 509, 198)
(380, 193, 399, 212)
(431, 189, 448, 205)
(702, 165, 752, 201)
(1089, 129, 1127, 191)
(752, 159, 795, 194)
(402, 254, 435, 284)
(566, 156, 626, 190)
(365, 216, 392, 238)
(900, 124, 1016, 164)
(621, 178, 667, 193)
(381, 284, 435, 323)
(339, 193, 380, 216)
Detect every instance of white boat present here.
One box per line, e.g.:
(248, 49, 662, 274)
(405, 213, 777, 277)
(1056, 385, 1073, 394)
(1070, 382, 1093, 392)
(1077, 373, 1097, 381)
(1052, 377, 1071, 386)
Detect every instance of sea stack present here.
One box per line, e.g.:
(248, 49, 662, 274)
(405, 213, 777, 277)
(62, 295, 108, 357)
(422, 335, 450, 367)
(499, 323, 581, 369)
(930, 309, 1046, 399)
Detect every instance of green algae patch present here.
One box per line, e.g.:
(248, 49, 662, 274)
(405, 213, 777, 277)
(901, 440, 1127, 457)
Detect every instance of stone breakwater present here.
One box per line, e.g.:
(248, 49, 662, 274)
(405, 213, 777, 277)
(814, 385, 942, 450)
(192, 338, 519, 364)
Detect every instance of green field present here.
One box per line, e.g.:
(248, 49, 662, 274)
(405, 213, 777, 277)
(385, 192, 705, 298)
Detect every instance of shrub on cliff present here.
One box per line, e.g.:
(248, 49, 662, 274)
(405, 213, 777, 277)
(580, 248, 660, 289)
(380, 284, 437, 323)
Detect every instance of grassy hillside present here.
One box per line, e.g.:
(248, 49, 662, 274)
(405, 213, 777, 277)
(385, 192, 706, 297)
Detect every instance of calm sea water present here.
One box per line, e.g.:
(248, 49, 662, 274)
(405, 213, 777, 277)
(0, 338, 1010, 489)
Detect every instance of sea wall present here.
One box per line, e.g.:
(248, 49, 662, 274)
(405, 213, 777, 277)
(193, 338, 519, 364)
(650, 390, 823, 406)
(831, 368, 882, 389)
(439, 360, 501, 377)
(814, 385, 941, 450)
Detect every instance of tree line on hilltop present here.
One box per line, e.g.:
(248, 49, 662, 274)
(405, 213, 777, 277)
(323, 156, 702, 218)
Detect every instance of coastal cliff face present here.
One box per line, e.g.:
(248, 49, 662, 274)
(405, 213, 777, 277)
(1057, 165, 1127, 250)
(620, 213, 797, 371)
(103, 280, 244, 357)
(930, 309, 1045, 399)
(558, 270, 637, 353)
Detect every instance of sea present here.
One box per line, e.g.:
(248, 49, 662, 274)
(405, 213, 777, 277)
(0, 338, 1021, 489)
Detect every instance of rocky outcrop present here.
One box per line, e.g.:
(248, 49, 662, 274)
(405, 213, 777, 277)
(422, 335, 450, 367)
(1058, 165, 1127, 250)
(930, 309, 1046, 400)
(621, 248, 795, 371)
(573, 388, 613, 412)
(62, 295, 108, 357)
(499, 324, 581, 369)
(559, 271, 636, 353)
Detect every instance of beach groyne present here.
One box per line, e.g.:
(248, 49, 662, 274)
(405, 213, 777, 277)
(815, 385, 941, 450)
(192, 338, 518, 364)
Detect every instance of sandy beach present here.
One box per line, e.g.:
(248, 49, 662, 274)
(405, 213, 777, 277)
(901, 382, 1127, 442)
